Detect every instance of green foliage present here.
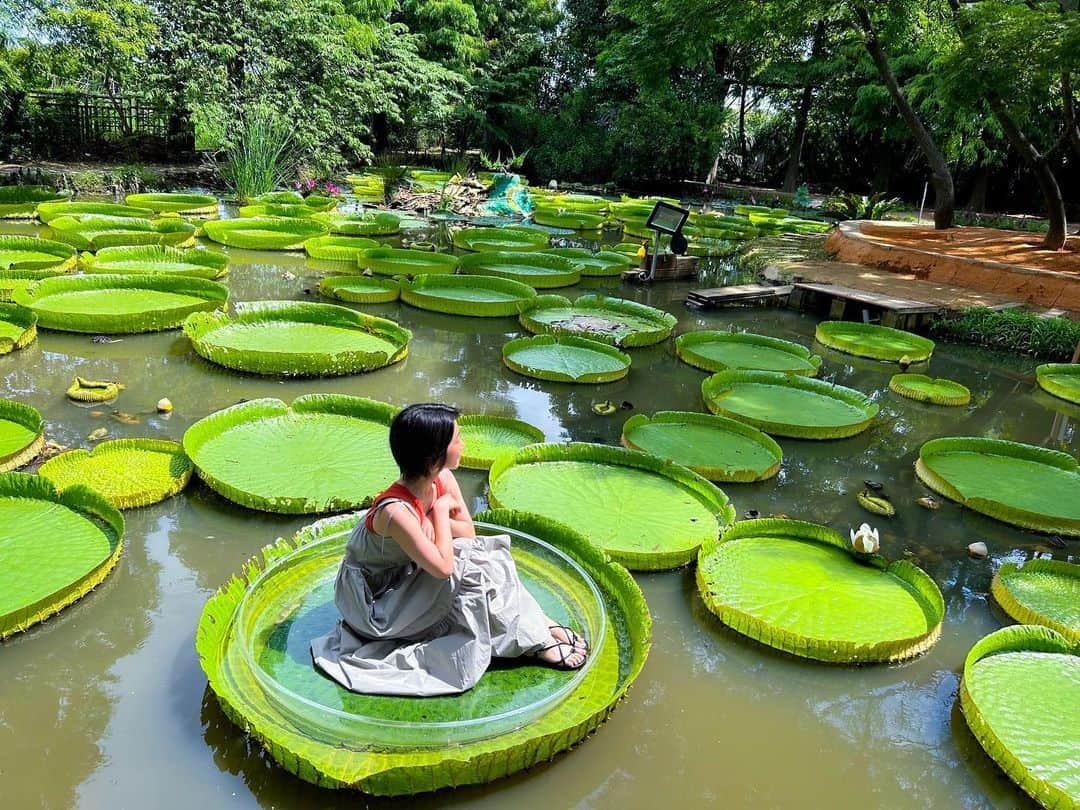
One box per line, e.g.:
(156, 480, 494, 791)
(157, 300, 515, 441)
(216, 105, 299, 202)
(824, 191, 902, 220)
(929, 308, 1080, 360)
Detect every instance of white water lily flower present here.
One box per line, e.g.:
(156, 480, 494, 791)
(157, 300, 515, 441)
(850, 523, 880, 554)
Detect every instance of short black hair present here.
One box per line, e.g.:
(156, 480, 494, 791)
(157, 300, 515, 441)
(389, 403, 460, 480)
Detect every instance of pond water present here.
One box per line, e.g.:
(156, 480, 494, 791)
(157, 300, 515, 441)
(1, 215, 1076, 808)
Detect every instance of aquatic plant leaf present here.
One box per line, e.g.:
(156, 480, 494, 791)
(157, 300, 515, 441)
(459, 251, 580, 288)
(458, 414, 545, 469)
(0, 398, 45, 472)
(48, 215, 197, 250)
(0, 303, 37, 354)
(0, 473, 123, 638)
(676, 331, 821, 375)
(488, 442, 734, 570)
(124, 192, 218, 215)
(183, 301, 410, 377)
(888, 373, 970, 406)
(540, 248, 632, 277)
(183, 395, 399, 513)
(35, 201, 154, 224)
(702, 370, 878, 439)
(195, 509, 650, 792)
(1035, 363, 1080, 406)
(13, 274, 228, 334)
(312, 211, 399, 236)
(815, 321, 935, 362)
(959, 625, 1080, 808)
(65, 376, 123, 402)
(696, 518, 944, 662)
(237, 203, 321, 219)
(531, 207, 608, 230)
(356, 247, 458, 276)
(39, 438, 192, 509)
(992, 560, 1080, 643)
(81, 245, 229, 279)
(318, 275, 400, 304)
(520, 294, 676, 347)
(0, 185, 71, 218)
(303, 236, 379, 262)
(0, 235, 77, 272)
(203, 216, 328, 250)
(916, 437, 1080, 536)
(452, 226, 550, 252)
(502, 334, 631, 383)
(399, 274, 536, 317)
(621, 411, 781, 482)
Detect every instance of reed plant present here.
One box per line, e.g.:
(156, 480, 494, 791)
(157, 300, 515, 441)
(217, 106, 299, 203)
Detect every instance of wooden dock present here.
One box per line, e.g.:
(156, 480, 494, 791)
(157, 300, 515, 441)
(686, 284, 793, 309)
(788, 282, 943, 330)
(622, 254, 700, 282)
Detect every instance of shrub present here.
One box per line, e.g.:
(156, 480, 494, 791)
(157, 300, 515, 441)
(824, 191, 902, 220)
(217, 105, 298, 202)
(929, 308, 1080, 360)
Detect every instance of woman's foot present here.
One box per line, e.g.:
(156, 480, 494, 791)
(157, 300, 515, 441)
(547, 621, 588, 654)
(532, 640, 587, 670)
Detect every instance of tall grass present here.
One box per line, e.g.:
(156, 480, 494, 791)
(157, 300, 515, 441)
(930, 307, 1080, 359)
(217, 106, 298, 202)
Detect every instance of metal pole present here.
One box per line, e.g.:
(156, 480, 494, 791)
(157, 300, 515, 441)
(646, 231, 661, 281)
(918, 181, 929, 224)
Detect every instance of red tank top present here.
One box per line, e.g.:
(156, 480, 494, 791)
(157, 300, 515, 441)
(364, 478, 446, 532)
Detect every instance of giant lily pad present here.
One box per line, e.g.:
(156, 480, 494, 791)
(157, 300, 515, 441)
(0, 185, 71, 218)
(48, 215, 197, 250)
(39, 438, 193, 510)
(356, 248, 458, 276)
(503, 334, 630, 383)
(399, 274, 536, 317)
(0, 303, 37, 355)
(452, 226, 550, 252)
(459, 251, 580, 289)
(0, 271, 61, 303)
(203, 217, 328, 250)
(540, 194, 609, 214)
(0, 473, 123, 639)
(14, 274, 228, 334)
(183, 301, 410, 377)
(36, 201, 154, 224)
(313, 211, 400, 236)
(81, 245, 229, 279)
(696, 518, 944, 662)
(183, 395, 399, 513)
(1035, 363, 1080, 406)
(815, 321, 935, 362)
(540, 248, 632, 277)
(532, 208, 608, 230)
(303, 236, 379, 262)
(959, 625, 1080, 808)
(621, 411, 782, 482)
(702, 370, 878, 439)
(488, 442, 734, 569)
(318, 275, 400, 304)
(196, 509, 649, 792)
(0, 399, 45, 472)
(916, 437, 1080, 536)
(520, 294, 676, 347)
(237, 203, 321, 219)
(0, 236, 77, 272)
(125, 192, 218, 215)
(254, 191, 337, 211)
(676, 331, 821, 375)
(458, 414, 545, 469)
(888, 374, 970, 406)
(992, 560, 1080, 643)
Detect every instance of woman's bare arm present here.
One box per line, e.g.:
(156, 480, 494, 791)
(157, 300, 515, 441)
(373, 501, 455, 579)
(438, 469, 475, 538)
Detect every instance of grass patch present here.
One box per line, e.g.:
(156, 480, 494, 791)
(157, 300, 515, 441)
(929, 308, 1080, 360)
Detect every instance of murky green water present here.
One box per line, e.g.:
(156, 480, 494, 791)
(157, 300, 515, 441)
(1, 216, 1076, 808)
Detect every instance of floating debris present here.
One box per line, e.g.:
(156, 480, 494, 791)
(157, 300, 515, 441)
(282, 271, 297, 281)
(967, 541, 989, 559)
(620, 401, 634, 410)
(39, 440, 69, 461)
(87, 427, 108, 441)
(591, 401, 617, 416)
(89, 410, 105, 418)
(863, 479, 884, 491)
(67, 376, 124, 403)
(1047, 535, 1067, 549)
(111, 411, 140, 425)
(157, 397, 174, 414)
(898, 355, 913, 371)
(90, 335, 122, 344)
(917, 495, 940, 510)
(857, 489, 895, 517)
(850, 523, 880, 554)
(744, 509, 760, 519)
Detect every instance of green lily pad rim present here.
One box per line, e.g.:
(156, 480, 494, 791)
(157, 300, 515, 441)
(182, 394, 399, 513)
(36, 201, 155, 223)
(620, 410, 782, 482)
(47, 215, 197, 250)
(237, 203, 322, 219)
(452, 226, 551, 252)
(457, 413, 546, 469)
(312, 211, 400, 235)
(888, 373, 971, 406)
(125, 192, 218, 214)
(1035, 363, 1080, 406)
(701, 369, 879, 439)
(991, 559, 1080, 643)
(356, 247, 459, 276)
(399, 274, 537, 317)
(520, 294, 676, 348)
(959, 624, 1080, 810)
(203, 216, 330, 249)
(0, 398, 46, 472)
(675, 330, 822, 375)
(697, 517, 945, 663)
(0, 186, 72, 218)
(0, 472, 124, 639)
(540, 248, 633, 277)
(815, 321, 935, 362)
(317, 275, 401, 304)
(37, 437, 194, 510)
(0, 302, 38, 353)
(0, 235, 78, 272)
(303, 235, 381, 261)
(502, 334, 631, 383)
(458, 251, 581, 288)
(80, 245, 229, 279)
(916, 436, 1080, 537)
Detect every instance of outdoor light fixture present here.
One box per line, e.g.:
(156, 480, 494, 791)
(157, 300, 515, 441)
(643, 201, 690, 280)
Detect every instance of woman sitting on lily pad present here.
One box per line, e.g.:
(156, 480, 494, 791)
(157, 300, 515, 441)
(311, 403, 587, 696)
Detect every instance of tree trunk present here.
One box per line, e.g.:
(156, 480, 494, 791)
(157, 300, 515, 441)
(852, 5, 955, 229)
(965, 164, 990, 212)
(988, 94, 1068, 250)
(738, 83, 747, 179)
(782, 21, 826, 192)
(1062, 72, 1080, 161)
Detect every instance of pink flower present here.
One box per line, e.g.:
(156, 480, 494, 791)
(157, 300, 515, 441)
(305, 178, 316, 190)
(325, 183, 341, 195)
(294, 181, 303, 191)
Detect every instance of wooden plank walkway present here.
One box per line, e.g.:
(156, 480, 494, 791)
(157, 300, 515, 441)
(789, 282, 943, 330)
(686, 284, 793, 308)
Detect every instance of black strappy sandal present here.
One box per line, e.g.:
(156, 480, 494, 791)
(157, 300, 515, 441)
(549, 623, 589, 654)
(529, 640, 587, 671)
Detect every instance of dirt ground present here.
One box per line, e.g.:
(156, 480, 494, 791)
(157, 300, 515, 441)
(858, 222, 1079, 274)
